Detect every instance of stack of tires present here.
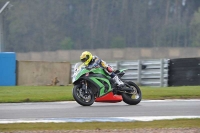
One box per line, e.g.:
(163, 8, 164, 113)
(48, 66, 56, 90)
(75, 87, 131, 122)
(168, 57, 200, 86)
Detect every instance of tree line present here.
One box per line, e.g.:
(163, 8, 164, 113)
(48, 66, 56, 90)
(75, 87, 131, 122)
(0, 0, 200, 52)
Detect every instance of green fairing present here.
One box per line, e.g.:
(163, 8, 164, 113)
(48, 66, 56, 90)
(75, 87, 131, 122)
(89, 77, 112, 96)
(74, 68, 90, 81)
(73, 67, 112, 96)
(119, 69, 126, 72)
(74, 67, 109, 82)
(73, 65, 127, 97)
(90, 68, 109, 77)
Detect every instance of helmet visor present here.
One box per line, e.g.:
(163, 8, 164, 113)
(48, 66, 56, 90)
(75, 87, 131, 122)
(81, 58, 87, 63)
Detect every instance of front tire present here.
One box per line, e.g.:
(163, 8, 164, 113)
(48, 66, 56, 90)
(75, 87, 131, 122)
(72, 85, 95, 106)
(122, 81, 142, 105)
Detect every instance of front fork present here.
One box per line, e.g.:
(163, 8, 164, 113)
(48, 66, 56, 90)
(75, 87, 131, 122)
(81, 80, 88, 94)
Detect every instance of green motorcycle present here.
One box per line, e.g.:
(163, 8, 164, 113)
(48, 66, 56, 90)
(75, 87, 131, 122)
(72, 62, 142, 106)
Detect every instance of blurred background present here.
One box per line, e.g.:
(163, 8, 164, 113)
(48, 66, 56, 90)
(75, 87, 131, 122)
(1, 0, 200, 86)
(0, 0, 200, 60)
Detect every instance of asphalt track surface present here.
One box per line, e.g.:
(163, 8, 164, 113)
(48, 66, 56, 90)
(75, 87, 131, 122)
(0, 99, 200, 123)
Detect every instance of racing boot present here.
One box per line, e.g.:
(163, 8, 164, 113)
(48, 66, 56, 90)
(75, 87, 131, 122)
(112, 75, 124, 88)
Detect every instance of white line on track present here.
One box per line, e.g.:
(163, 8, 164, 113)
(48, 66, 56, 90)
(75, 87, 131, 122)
(0, 116, 200, 124)
(141, 99, 200, 102)
(1, 99, 200, 105)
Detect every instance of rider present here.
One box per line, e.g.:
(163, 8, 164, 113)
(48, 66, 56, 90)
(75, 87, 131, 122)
(80, 51, 124, 87)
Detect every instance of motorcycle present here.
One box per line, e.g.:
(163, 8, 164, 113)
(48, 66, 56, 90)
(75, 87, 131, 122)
(72, 62, 142, 106)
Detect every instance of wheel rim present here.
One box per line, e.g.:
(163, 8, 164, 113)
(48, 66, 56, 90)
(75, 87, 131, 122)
(76, 88, 92, 103)
(128, 86, 140, 100)
(129, 93, 140, 99)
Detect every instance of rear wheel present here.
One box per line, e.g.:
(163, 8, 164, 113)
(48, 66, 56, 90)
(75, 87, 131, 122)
(72, 85, 95, 106)
(122, 81, 142, 105)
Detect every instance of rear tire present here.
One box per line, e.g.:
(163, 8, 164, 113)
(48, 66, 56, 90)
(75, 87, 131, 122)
(122, 81, 142, 105)
(72, 85, 95, 106)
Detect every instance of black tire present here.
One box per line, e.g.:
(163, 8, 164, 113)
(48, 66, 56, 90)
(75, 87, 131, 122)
(122, 81, 142, 105)
(72, 85, 95, 106)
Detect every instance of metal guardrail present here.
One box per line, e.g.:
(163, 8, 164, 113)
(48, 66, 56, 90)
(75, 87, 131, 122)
(120, 59, 169, 87)
(71, 59, 169, 87)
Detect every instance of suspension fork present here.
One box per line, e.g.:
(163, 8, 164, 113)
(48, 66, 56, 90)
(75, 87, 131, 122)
(81, 80, 88, 94)
(124, 82, 137, 94)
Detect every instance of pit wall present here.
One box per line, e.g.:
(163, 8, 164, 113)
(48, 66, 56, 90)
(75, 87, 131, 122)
(16, 47, 200, 62)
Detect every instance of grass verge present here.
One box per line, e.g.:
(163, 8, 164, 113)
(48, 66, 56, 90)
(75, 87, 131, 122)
(0, 86, 200, 103)
(0, 119, 200, 132)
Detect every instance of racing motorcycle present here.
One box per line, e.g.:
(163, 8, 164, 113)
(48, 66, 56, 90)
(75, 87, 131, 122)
(72, 62, 142, 106)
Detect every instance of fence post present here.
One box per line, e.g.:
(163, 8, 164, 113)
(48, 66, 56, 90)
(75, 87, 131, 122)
(137, 60, 141, 85)
(160, 59, 164, 87)
(116, 61, 120, 70)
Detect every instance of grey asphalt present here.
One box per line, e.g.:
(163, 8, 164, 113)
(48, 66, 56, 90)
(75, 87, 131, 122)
(0, 100, 200, 119)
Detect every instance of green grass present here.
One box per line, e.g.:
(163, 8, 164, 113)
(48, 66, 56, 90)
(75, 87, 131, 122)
(0, 86, 74, 103)
(0, 119, 200, 132)
(141, 86, 200, 99)
(0, 85, 200, 103)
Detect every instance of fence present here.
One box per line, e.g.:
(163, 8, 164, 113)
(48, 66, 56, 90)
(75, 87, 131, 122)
(71, 59, 169, 87)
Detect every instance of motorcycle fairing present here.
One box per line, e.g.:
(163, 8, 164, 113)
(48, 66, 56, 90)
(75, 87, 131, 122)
(89, 77, 112, 97)
(95, 91, 123, 103)
(73, 64, 126, 103)
(73, 67, 108, 83)
(79, 75, 112, 97)
(82, 76, 122, 103)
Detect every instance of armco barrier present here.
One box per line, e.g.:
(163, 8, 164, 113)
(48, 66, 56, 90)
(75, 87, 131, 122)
(71, 59, 169, 87)
(118, 59, 169, 87)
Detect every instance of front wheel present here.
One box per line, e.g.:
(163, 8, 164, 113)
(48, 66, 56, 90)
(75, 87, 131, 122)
(122, 81, 142, 105)
(72, 85, 95, 106)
